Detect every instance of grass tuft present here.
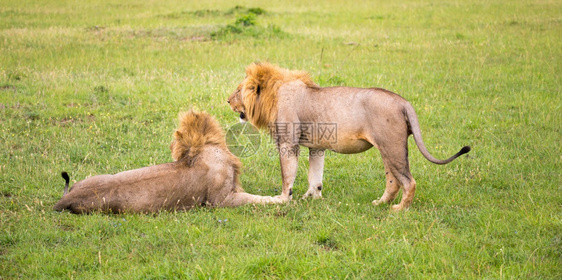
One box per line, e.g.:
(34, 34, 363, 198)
(211, 7, 285, 40)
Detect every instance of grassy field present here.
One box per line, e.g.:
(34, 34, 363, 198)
(1, 0, 561, 278)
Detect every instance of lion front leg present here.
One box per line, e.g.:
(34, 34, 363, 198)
(303, 148, 325, 199)
(276, 143, 300, 202)
(221, 192, 285, 207)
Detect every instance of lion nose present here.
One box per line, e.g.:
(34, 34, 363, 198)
(227, 100, 230, 104)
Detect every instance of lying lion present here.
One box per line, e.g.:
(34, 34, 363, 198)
(227, 62, 471, 210)
(53, 110, 281, 214)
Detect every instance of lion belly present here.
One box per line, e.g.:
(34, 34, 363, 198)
(302, 138, 373, 154)
(328, 139, 373, 154)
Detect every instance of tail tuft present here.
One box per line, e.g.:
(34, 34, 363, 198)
(61, 172, 69, 183)
(459, 146, 471, 155)
(61, 171, 70, 195)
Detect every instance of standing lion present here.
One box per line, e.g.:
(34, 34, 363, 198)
(54, 110, 282, 214)
(227, 62, 470, 210)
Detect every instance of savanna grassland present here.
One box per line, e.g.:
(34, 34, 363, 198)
(1, 0, 561, 278)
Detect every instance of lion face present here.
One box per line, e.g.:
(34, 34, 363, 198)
(227, 84, 247, 123)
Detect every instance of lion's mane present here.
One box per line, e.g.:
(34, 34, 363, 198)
(172, 111, 242, 183)
(242, 62, 319, 129)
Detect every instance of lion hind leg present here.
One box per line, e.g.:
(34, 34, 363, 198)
(387, 158, 416, 211)
(374, 142, 416, 211)
(391, 176, 416, 211)
(372, 165, 401, 206)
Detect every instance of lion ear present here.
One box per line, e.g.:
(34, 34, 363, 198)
(174, 130, 183, 139)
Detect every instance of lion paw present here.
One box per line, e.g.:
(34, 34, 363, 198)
(302, 191, 322, 200)
(273, 194, 291, 203)
(391, 204, 407, 211)
(372, 199, 386, 206)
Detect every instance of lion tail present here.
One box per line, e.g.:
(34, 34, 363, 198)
(404, 104, 471, 165)
(53, 172, 71, 212)
(171, 110, 227, 164)
(61, 171, 70, 196)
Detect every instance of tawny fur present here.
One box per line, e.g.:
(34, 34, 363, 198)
(228, 62, 470, 210)
(54, 110, 281, 214)
(172, 111, 229, 161)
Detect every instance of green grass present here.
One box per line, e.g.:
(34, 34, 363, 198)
(1, 0, 561, 278)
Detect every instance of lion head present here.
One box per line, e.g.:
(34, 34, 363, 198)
(170, 110, 238, 169)
(227, 62, 318, 129)
(227, 84, 247, 123)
